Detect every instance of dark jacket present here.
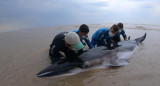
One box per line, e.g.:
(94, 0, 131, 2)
(49, 32, 83, 60)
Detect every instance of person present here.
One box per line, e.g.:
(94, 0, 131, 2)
(111, 23, 127, 43)
(91, 24, 119, 49)
(49, 32, 84, 64)
(73, 24, 94, 49)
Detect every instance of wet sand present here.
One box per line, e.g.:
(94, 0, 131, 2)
(0, 24, 160, 86)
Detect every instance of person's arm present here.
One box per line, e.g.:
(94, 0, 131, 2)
(65, 49, 84, 60)
(105, 38, 115, 50)
(49, 45, 63, 63)
(50, 45, 62, 58)
(121, 30, 127, 40)
(84, 36, 94, 49)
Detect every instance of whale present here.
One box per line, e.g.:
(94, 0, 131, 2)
(37, 33, 146, 77)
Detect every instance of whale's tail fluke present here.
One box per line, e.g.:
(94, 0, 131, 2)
(135, 33, 146, 44)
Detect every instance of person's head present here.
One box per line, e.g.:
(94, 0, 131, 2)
(79, 24, 89, 38)
(109, 24, 119, 37)
(64, 32, 84, 50)
(118, 23, 123, 30)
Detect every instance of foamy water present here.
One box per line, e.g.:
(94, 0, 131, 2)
(0, 24, 160, 86)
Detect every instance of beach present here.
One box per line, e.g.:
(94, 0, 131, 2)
(0, 24, 160, 86)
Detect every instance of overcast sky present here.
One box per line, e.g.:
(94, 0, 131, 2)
(0, 0, 160, 31)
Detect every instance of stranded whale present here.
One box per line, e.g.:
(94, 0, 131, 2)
(37, 33, 146, 77)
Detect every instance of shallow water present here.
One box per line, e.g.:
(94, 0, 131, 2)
(0, 24, 160, 86)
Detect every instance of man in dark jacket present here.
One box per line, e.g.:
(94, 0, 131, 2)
(49, 32, 84, 64)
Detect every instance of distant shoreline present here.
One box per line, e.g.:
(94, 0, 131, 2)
(1, 23, 160, 34)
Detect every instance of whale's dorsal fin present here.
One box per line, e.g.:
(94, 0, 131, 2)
(128, 36, 130, 40)
(135, 33, 146, 44)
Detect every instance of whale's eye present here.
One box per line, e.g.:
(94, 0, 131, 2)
(82, 62, 91, 68)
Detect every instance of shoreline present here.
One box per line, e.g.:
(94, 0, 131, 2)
(1, 23, 160, 34)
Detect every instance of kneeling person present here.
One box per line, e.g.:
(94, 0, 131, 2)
(91, 24, 119, 49)
(49, 32, 84, 64)
(112, 23, 127, 43)
(73, 24, 94, 49)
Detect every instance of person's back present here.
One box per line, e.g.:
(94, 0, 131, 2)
(50, 32, 66, 50)
(92, 28, 109, 41)
(91, 28, 110, 47)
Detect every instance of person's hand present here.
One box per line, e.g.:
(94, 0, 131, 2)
(108, 46, 115, 50)
(111, 40, 114, 43)
(83, 50, 88, 52)
(82, 42, 86, 45)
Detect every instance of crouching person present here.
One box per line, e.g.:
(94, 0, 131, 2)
(111, 23, 127, 45)
(49, 32, 84, 64)
(73, 24, 94, 49)
(91, 24, 119, 49)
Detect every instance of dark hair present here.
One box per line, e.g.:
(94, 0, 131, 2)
(118, 23, 123, 29)
(79, 24, 89, 33)
(111, 24, 119, 32)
